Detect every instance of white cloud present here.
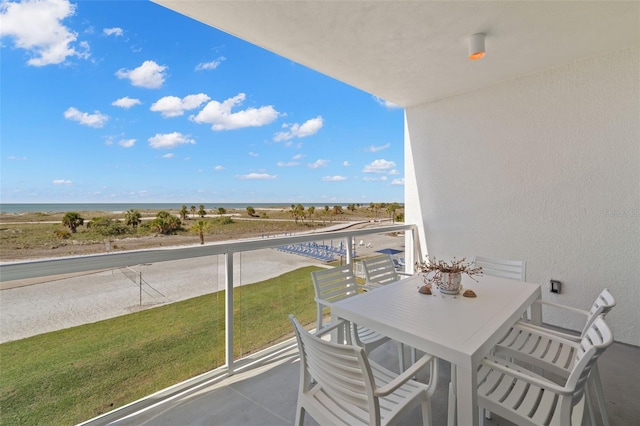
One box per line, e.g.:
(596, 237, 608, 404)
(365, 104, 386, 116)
(237, 173, 277, 180)
(248, 152, 258, 157)
(343, 161, 350, 166)
(277, 161, 300, 167)
(103, 27, 123, 37)
(308, 159, 329, 169)
(112, 97, 141, 109)
(52, 179, 72, 185)
(362, 159, 396, 173)
(274, 116, 323, 141)
(118, 139, 135, 148)
(191, 93, 279, 130)
(150, 93, 210, 118)
(115, 60, 167, 89)
(162, 153, 174, 159)
(322, 176, 347, 181)
(388, 169, 399, 175)
(195, 57, 225, 71)
(362, 176, 388, 182)
(391, 178, 405, 185)
(64, 107, 108, 128)
(292, 154, 304, 160)
(373, 96, 401, 109)
(148, 132, 195, 149)
(7, 156, 27, 161)
(0, 0, 89, 66)
(365, 143, 390, 153)
(214, 165, 225, 171)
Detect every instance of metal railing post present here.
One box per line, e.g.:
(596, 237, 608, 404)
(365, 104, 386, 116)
(225, 252, 234, 375)
(345, 236, 354, 265)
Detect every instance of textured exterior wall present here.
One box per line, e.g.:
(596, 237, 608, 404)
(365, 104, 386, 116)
(405, 47, 639, 345)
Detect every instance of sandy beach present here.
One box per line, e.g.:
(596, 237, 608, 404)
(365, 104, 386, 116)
(0, 229, 404, 343)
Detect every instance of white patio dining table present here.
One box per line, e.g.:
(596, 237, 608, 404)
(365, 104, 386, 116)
(331, 273, 541, 426)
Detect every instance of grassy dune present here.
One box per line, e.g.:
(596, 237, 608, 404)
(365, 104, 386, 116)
(0, 206, 384, 261)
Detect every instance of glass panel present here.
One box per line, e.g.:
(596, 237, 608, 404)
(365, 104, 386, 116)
(232, 248, 320, 360)
(0, 255, 223, 424)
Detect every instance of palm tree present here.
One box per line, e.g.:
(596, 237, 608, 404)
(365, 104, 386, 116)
(62, 212, 84, 233)
(179, 205, 188, 221)
(386, 202, 401, 223)
(151, 211, 181, 234)
(292, 204, 305, 224)
(246, 206, 256, 217)
(190, 205, 196, 219)
(190, 220, 211, 245)
(217, 207, 227, 215)
(124, 209, 141, 229)
(198, 204, 207, 218)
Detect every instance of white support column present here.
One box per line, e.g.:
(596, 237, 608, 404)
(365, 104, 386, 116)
(225, 252, 234, 375)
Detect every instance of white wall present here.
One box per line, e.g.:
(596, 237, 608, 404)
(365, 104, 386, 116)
(405, 47, 639, 345)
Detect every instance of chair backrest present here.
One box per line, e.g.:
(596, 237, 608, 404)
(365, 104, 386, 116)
(566, 316, 613, 409)
(580, 288, 616, 337)
(289, 314, 379, 425)
(311, 264, 362, 328)
(472, 256, 526, 281)
(362, 255, 399, 286)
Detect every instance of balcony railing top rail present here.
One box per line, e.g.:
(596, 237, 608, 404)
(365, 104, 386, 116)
(0, 223, 417, 282)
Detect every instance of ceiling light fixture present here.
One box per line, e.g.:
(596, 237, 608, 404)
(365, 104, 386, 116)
(469, 33, 486, 60)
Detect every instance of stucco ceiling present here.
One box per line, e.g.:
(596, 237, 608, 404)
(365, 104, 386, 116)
(153, 1, 640, 107)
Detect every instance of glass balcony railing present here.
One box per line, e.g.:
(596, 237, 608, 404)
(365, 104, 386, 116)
(0, 223, 419, 424)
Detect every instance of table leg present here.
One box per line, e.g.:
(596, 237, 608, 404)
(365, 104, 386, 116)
(530, 294, 543, 326)
(330, 312, 346, 344)
(456, 364, 479, 426)
(447, 364, 457, 426)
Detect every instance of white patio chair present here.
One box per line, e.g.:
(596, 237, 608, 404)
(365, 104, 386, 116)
(361, 254, 417, 371)
(478, 316, 613, 426)
(289, 314, 438, 426)
(447, 256, 526, 425)
(362, 254, 412, 287)
(311, 264, 389, 354)
(472, 256, 527, 320)
(494, 288, 616, 425)
(472, 255, 526, 281)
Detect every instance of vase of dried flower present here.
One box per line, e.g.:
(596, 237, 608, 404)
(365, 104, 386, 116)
(438, 272, 462, 294)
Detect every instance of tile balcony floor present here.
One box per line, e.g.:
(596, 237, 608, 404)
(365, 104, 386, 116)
(95, 334, 639, 426)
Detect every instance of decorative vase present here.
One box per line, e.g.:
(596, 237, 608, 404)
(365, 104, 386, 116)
(438, 272, 462, 294)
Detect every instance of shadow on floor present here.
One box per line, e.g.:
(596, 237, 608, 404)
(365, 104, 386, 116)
(99, 337, 639, 426)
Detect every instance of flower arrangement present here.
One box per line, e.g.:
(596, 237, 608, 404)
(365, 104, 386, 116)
(415, 257, 483, 286)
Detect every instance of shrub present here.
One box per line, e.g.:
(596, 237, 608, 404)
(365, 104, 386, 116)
(214, 216, 234, 225)
(53, 229, 71, 239)
(150, 211, 182, 235)
(87, 217, 128, 236)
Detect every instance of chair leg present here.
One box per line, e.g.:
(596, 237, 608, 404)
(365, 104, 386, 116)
(421, 400, 433, 426)
(585, 387, 597, 426)
(295, 405, 305, 426)
(591, 364, 610, 426)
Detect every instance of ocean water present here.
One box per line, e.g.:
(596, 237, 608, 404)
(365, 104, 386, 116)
(0, 202, 354, 214)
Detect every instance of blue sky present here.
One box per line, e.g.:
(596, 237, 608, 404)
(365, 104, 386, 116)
(0, 0, 404, 205)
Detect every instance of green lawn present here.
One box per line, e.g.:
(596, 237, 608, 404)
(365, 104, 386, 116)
(0, 265, 321, 425)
